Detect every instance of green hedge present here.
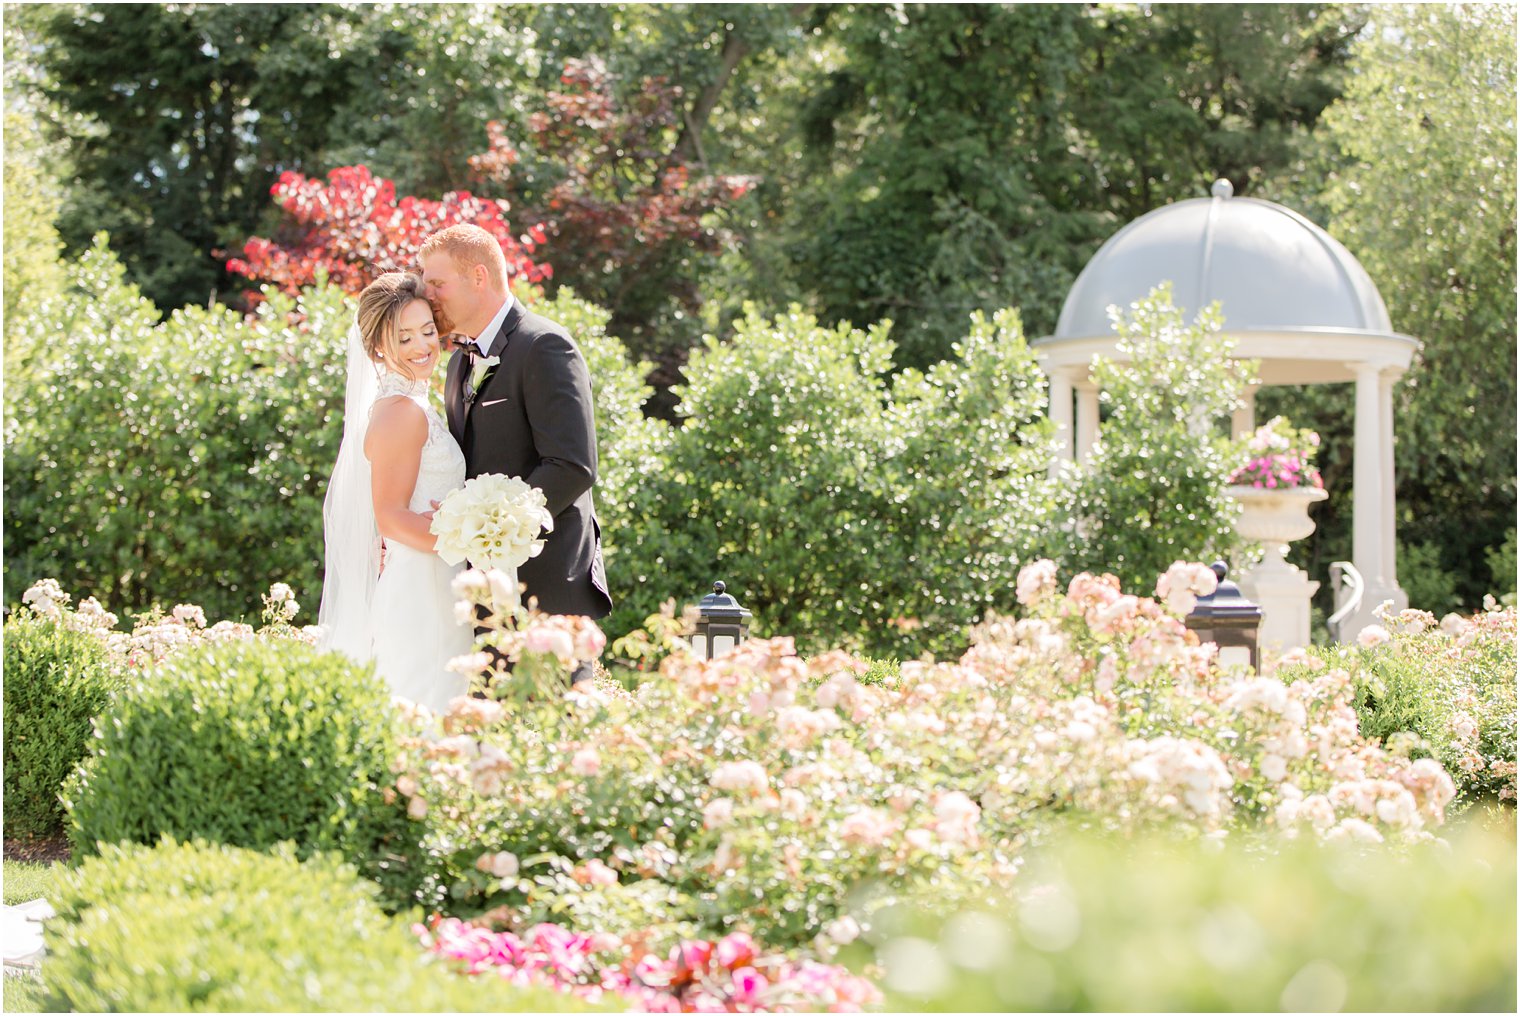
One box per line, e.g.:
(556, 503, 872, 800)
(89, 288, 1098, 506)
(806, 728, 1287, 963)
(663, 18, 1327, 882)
(2, 243, 653, 626)
(609, 304, 1058, 658)
(40, 838, 598, 1013)
(2, 609, 123, 839)
(63, 639, 424, 907)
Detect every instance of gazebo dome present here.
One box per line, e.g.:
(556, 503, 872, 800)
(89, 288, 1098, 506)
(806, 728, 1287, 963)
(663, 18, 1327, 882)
(1040, 179, 1416, 385)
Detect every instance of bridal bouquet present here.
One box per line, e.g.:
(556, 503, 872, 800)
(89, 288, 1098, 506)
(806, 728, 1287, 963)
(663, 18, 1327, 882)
(430, 473, 554, 573)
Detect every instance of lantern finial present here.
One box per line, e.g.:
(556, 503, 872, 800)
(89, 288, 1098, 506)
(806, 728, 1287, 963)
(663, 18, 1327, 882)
(713, 580, 726, 595)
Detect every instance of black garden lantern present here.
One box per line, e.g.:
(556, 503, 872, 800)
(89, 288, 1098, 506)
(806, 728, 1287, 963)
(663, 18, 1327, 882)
(691, 581, 751, 659)
(1185, 561, 1264, 672)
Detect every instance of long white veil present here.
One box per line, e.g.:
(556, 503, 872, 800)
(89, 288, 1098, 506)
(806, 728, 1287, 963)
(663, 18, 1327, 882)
(316, 321, 381, 661)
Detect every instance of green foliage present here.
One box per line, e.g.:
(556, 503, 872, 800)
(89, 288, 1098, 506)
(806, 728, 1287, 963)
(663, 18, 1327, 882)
(2, 974, 45, 1016)
(1059, 286, 1250, 591)
(34, 3, 411, 310)
(1268, 3, 1517, 610)
(1487, 528, 1517, 604)
(1397, 540, 1464, 615)
(858, 657, 902, 688)
(785, 3, 1362, 367)
(3, 241, 649, 626)
(611, 304, 1055, 657)
(2, 609, 123, 840)
(852, 823, 1516, 1012)
(62, 640, 424, 906)
(40, 838, 596, 1013)
(2, 115, 68, 384)
(2, 242, 348, 618)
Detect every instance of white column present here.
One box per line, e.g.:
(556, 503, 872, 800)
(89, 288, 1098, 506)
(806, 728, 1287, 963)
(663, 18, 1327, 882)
(1048, 367, 1074, 475)
(1377, 367, 1409, 611)
(1231, 383, 1258, 440)
(1352, 363, 1385, 589)
(1075, 383, 1100, 464)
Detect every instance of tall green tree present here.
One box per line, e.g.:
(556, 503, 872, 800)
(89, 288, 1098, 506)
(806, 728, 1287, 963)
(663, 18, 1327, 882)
(35, 3, 402, 310)
(781, 3, 1363, 369)
(1263, 2, 1517, 609)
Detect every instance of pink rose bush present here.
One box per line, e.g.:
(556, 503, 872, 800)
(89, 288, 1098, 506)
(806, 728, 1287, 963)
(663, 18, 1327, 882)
(387, 560, 1467, 988)
(1227, 415, 1323, 489)
(17, 578, 315, 667)
(416, 918, 880, 1012)
(1273, 601, 1516, 808)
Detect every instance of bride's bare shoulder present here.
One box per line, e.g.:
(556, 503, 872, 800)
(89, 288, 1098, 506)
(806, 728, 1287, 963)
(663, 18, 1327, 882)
(364, 395, 427, 458)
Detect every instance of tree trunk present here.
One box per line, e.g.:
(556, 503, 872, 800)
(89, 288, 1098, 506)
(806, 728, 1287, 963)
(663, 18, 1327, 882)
(669, 25, 751, 168)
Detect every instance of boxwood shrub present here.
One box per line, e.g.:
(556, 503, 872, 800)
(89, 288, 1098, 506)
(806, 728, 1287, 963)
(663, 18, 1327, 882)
(63, 639, 424, 907)
(2, 609, 123, 840)
(41, 838, 598, 1012)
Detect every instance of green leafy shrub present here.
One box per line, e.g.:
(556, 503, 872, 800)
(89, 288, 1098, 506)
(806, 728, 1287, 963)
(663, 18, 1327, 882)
(2, 606, 122, 839)
(1487, 527, 1517, 605)
(852, 823, 1515, 1012)
(1397, 539, 1463, 614)
(63, 639, 424, 906)
(1059, 285, 1250, 592)
(3, 240, 652, 627)
(1277, 605, 1517, 809)
(41, 838, 596, 1013)
(2, 240, 351, 620)
(610, 304, 1056, 658)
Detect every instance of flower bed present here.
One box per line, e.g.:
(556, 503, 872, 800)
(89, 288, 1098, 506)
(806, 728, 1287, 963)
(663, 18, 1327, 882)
(390, 560, 1461, 972)
(1274, 603, 1517, 808)
(18, 566, 1506, 1012)
(417, 919, 879, 1012)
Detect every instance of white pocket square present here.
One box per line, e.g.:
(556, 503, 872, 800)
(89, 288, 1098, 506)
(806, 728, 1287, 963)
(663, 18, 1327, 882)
(479, 398, 510, 408)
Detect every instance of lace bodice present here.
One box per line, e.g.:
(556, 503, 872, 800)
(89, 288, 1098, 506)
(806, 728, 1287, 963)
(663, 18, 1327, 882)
(372, 371, 465, 513)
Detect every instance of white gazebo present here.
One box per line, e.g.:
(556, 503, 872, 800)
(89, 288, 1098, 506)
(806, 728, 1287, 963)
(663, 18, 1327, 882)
(1035, 179, 1417, 641)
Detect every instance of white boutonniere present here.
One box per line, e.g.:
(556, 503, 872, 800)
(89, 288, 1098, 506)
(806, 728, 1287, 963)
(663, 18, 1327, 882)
(469, 355, 500, 392)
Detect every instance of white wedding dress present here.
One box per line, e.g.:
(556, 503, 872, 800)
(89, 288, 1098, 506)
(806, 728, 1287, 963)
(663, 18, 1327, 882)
(364, 371, 474, 713)
(311, 366, 465, 714)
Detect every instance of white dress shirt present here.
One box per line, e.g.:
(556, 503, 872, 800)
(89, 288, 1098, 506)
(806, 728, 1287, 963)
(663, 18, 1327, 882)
(468, 294, 516, 356)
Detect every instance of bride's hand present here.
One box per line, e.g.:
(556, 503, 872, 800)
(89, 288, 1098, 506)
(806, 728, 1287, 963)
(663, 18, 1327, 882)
(420, 499, 442, 523)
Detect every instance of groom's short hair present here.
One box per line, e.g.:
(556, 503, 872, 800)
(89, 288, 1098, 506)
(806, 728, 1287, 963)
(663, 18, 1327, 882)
(418, 225, 509, 292)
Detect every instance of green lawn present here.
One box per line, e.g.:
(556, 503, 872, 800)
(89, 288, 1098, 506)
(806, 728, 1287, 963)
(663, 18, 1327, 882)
(2, 972, 46, 1013)
(3, 860, 58, 906)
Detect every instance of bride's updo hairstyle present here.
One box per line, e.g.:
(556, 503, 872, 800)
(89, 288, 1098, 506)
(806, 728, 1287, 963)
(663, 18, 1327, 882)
(356, 272, 430, 379)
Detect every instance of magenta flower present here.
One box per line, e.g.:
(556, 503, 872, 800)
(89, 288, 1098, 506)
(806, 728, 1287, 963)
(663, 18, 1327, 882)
(732, 965, 770, 1005)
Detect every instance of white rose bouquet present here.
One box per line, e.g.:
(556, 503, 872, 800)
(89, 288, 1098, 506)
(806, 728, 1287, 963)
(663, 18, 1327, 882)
(430, 474, 554, 593)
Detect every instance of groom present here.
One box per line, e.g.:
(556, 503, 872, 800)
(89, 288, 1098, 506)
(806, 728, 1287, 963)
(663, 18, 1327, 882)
(419, 224, 612, 685)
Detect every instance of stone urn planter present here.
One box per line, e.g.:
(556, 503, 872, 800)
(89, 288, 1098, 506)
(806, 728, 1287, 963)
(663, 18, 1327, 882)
(1226, 484, 1329, 657)
(1227, 485, 1329, 564)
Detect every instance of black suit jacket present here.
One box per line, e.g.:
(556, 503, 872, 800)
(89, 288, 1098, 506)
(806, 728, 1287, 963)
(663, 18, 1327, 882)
(446, 302, 612, 619)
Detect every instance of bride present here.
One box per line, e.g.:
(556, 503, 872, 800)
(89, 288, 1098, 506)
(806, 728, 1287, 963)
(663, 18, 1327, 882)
(316, 271, 472, 712)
